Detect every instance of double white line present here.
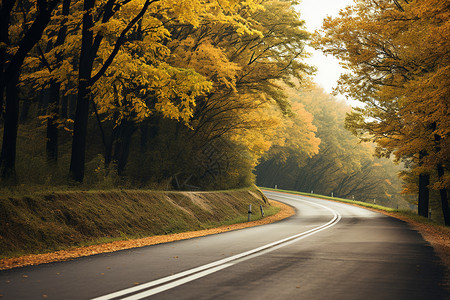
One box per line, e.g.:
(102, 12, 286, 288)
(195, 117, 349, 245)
(92, 197, 341, 300)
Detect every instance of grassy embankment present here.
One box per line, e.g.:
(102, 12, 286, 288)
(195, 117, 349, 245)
(0, 187, 278, 260)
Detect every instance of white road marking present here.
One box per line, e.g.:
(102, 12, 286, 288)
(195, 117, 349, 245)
(92, 195, 341, 300)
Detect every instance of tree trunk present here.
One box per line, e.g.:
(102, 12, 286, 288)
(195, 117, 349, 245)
(46, 81, 60, 163)
(45, 0, 71, 164)
(0, 78, 19, 180)
(19, 98, 31, 123)
(61, 94, 68, 118)
(38, 88, 50, 116)
(0, 0, 59, 180)
(437, 164, 450, 226)
(418, 172, 430, 218)
(69, 0, 95, 182)
(69, 80, 91, 182)
(113, 121, 136, 175)
(68, 93, 77, 119)
(104, 124, 118, 168)
(69, 0, 155, 182)
(0, 0, 15, 120)
(140, 121, 149, 152)
(439, 188, 449, 226)
(417, 150, 430, 218)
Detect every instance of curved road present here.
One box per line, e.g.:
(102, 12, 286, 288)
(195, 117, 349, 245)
(0, 191, 447, 299)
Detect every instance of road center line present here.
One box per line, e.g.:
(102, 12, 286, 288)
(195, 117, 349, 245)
(92, 196, 341, 300)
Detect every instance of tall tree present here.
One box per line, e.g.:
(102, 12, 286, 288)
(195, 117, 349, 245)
(0, 0, 60, 179)
(69, 0, 161, 182)
(314, 0, 449, 224)
(43, 0, 71, 164)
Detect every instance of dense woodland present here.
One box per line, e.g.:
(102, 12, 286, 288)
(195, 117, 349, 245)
(1, 0, 312, 189)
(0, 0, 448, 224)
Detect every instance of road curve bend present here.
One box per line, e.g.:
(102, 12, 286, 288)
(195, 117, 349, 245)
(0, 191, 447, 299)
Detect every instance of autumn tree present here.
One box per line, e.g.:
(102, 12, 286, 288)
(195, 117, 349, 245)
(1, 0, 315, 190)
(149, 0, 314, 188)
(27, 0, 73, 164)
(67, 0, 281, 182)
(84, 0, 263, 179)
(68, 0, 158, 182)
(0, 0, 61, 180)
(314, 0, 449, 224)
(102, 0, 313, 189)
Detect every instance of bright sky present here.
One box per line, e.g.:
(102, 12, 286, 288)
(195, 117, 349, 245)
(295, 0, 354, 96)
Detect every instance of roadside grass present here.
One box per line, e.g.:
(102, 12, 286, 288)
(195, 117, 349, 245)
(214, 204, 281, 227)
(0, 187, 274, 259)
(261, 187, 397, 211)
(69, 203, 279, 251)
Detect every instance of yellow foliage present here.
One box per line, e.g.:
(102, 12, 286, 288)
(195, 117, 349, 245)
(315, 0, 450, 189)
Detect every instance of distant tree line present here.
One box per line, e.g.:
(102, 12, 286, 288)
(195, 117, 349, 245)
(256, 83, 407, 209)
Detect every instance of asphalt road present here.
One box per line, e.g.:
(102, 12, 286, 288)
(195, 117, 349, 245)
(0, 191, 447, 299)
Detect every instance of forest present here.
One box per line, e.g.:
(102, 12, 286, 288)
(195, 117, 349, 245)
(0, 0, 448, 225)
(255, 82, 408, 210)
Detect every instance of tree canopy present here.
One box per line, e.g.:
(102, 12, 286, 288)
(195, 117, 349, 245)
(314, 0, 449, 224)
(0, 0, 313, 190)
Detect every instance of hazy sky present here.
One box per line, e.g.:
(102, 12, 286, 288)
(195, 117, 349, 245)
(296, 0, 355, 95)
